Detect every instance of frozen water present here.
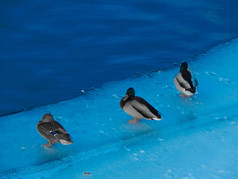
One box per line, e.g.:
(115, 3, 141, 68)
(0, 38, 238, 178)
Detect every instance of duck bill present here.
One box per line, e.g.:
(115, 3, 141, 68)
(123, 94, 129, 101)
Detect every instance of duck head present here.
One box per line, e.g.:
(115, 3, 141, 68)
(123, 87, 135, 101)
(180, 62, 189, 73)
(42, 113, 54, 122)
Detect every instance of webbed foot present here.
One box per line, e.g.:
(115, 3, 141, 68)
(42, 141, 56, 148)
(128, 118, 141, 124)
(43, 143, 52, 148)
(180, 93, 188, 98)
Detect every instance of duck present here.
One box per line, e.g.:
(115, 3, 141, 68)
(37, 113, 73, 148)
(174, 62, 198, 97)
(120, 88, 162, 123)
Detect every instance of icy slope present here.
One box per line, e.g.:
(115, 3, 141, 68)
(0, 38, 238, 178)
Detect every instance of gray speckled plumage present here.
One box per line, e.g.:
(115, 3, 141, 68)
(120, 88, 162, 123)
(37, 113, 73, 148)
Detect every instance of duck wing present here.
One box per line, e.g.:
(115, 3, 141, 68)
(189, 70, 198, 92)
(176, 76, 187, 89)
(130, 97, 161, 119)
(53, 121, 68, 134)
(177, 71, 198, 92)
(37, 121, 55, 134)
(53, 121, 72, 143)
(37, 121, 69, 135)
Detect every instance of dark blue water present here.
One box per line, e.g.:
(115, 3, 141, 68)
(1, 0, 238, 116)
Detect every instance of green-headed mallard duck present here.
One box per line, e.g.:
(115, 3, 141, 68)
(120, 88, 162, 123)
(174, 62, 198, 97)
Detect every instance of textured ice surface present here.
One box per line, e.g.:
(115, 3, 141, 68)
(0, 39, 238, 178)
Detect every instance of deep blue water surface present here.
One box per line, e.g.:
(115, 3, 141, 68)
(1, 0, 238, 116)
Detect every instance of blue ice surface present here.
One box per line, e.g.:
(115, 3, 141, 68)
(1, 0, 238, 116)
(0, 38, 238, 178)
